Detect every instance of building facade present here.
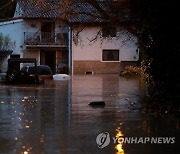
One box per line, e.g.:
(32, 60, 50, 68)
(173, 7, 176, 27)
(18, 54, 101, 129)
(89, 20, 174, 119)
(0, 0, 139, 74)
(71, 26, 139, 74)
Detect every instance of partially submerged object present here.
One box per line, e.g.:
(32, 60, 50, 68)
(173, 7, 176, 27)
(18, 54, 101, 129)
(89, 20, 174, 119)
(89, 101, 106, 106)
(5, 58, 40, 84)
(53, 74, 71, 80)
(0, 73, 6, 83)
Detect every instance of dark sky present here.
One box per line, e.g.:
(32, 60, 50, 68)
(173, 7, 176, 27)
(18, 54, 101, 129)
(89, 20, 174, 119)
(0, 0, 16, 19)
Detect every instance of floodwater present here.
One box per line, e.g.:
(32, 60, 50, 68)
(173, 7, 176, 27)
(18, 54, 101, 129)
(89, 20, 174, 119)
(0, 74, 179, 154)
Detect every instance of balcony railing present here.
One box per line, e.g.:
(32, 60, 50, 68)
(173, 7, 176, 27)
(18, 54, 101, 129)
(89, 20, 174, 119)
(24, 32, 68, 46)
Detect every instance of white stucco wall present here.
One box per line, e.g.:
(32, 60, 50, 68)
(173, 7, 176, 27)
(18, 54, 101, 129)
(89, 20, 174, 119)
(0, 19, 63, 72)
(0, 19, 24, 72)
(0, 19, 40, 53)
(72, 27, 139, 61)
(0, 19, 65, 54)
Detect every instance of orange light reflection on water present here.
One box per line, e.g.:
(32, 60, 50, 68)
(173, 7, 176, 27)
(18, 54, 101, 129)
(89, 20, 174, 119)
(115, 129, 124, 154)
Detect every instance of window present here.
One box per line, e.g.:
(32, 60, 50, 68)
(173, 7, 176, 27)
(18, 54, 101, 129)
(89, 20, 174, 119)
(102, 49, 119, 61)
(102, 27, 117, 37)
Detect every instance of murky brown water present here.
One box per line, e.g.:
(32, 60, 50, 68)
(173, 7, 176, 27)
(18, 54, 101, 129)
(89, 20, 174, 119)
(0, 74, 179, 154)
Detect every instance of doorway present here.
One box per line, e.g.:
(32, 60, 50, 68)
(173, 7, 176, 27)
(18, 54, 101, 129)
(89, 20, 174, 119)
(40, 51, 56, 73)
(41, 22, 55, 33)
(41, 22, 55, 43)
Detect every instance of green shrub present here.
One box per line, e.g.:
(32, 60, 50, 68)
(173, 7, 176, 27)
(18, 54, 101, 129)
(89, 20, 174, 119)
(0, 33, 15, 51)
(0, 33, 15, 70)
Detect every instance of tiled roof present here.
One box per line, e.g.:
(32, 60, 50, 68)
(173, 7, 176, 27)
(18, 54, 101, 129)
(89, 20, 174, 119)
(15, 0, 107, 23)
(15, 0, 61, 19)
(68, 2, 106, 23)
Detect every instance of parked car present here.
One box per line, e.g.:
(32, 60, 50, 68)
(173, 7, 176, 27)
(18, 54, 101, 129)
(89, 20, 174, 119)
(21, 65, 53, 81)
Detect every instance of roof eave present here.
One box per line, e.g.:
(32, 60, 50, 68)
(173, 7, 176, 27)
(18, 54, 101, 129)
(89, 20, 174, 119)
(0, 17, 24, 23)
(69, 21, 110, 27)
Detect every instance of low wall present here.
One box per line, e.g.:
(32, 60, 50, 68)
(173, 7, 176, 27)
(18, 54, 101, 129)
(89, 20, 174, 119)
(73, 60, 139, 74)
(73, 60, 121, 74)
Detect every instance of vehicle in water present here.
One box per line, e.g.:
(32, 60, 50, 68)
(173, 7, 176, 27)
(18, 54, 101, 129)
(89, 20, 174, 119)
(21, 65, 53, 81)
(5, 58, 40, 84)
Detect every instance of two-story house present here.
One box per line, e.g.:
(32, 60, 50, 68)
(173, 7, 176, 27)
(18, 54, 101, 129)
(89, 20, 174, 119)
(0, 0, 139, 74)
(0, 0, 68, 73)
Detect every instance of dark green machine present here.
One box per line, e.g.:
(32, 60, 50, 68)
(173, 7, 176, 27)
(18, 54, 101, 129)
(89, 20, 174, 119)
(6, 58, 39, 84)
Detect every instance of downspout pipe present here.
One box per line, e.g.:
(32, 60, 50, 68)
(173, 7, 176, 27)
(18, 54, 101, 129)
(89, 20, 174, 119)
(68, 26, 72, 76)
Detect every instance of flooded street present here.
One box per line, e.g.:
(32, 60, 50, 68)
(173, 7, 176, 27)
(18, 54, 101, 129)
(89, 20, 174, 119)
(0, 74, 179, 154)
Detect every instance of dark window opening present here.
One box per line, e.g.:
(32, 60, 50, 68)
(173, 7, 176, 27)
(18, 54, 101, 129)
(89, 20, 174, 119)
(102, 49, 119, 61)
(41, 22, 55, 33)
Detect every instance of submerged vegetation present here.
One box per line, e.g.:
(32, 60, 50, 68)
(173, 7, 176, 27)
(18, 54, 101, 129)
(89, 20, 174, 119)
(120, 61, 149, 79)
(120, 58, 151, 80)
(120, 65, 143, 78)
(121, 61, 179, 116)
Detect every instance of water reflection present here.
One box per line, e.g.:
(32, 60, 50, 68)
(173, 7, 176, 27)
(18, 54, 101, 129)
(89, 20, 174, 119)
(21, 146, 32, 154)
(115, 129, 124, 154)
(0, 75, 179, 154)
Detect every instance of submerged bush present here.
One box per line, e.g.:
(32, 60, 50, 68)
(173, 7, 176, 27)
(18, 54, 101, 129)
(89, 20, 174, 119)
(120, 61, 149, 79)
